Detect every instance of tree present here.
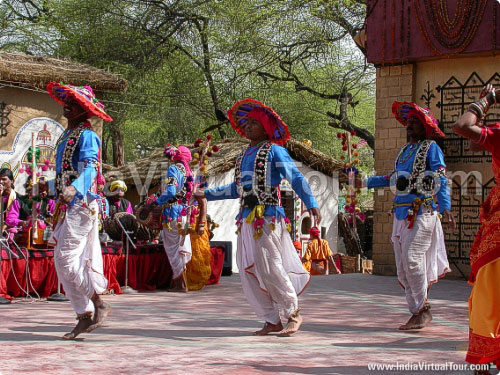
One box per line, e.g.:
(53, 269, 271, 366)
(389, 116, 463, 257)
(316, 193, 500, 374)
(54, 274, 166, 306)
(1, 0, 375, 166)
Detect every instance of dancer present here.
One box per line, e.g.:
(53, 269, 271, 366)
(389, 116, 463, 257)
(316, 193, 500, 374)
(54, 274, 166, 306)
(47, 82, 112, 339)
(157, 145, 194, 292)
(196, 99, 321, 336)
(453, 84, 500, 373)
(185, 197, 212, 291)
(360, 102, 455, 330)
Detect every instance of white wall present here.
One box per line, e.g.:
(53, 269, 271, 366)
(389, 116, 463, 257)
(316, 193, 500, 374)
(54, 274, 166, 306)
(206, 159, 339, 273)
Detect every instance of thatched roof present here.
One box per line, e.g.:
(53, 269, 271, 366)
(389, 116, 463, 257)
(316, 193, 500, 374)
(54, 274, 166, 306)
(0, 52, 127, 92)
(103, 138, 344, 186)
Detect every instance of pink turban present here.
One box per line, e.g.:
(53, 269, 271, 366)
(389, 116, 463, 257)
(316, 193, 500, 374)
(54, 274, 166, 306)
(247, 109, 276, 140)
(173, 146, 193, 177)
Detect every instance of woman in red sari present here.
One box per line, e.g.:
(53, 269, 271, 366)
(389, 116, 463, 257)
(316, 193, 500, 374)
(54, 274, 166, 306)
(454, 84, 500, 373)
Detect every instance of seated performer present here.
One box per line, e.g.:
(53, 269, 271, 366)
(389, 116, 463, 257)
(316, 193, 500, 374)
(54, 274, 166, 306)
(157, 145, 195, 293)
(0, 168, 30, 241)
(35, 177, 57, 224)
(302, 227, 340, 275)
(359, 102, 455, 331)
(47, 82, 112, 339)
(107, 180, 133, 216)
(196, 99, 321, 336)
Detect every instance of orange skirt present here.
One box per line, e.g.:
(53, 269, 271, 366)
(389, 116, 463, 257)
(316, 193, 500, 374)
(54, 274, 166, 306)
(467, 257, 500, 368)
(185, 227, 212, 291)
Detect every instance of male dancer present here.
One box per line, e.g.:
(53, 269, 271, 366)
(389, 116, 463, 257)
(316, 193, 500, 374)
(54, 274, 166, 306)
(196, 99, 321, 336)
(47, 82, 112, 339)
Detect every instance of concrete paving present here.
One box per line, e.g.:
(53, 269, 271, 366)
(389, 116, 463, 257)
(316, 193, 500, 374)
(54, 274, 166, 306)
(1, 273, 494, 375)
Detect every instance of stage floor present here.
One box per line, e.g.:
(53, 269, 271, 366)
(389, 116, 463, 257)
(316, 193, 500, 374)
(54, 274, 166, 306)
(0, 273, 484, 375)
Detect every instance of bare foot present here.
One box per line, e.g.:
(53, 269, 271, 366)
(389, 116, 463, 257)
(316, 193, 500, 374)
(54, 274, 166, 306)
(63, 314, 92, 340)
(278, 311, 303, 336)
(399, 305, 432, 330)
(412, 309, 432, 329)
(398, 314, 419, 330)
(168, 274, 188, 293)
(87, 296, 112, 332)
(253, 321, 283, 336)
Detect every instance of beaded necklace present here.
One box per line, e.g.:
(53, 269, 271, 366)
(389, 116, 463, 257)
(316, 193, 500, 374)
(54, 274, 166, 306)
(244, 140, 267, 158)
(397, 141, 422, 164)
(55, 121, 92, 150)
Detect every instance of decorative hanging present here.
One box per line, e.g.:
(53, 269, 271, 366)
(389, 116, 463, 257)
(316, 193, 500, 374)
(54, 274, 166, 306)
(0, 102, 10, 138)
(382, 0, 387, 66)
(414, 0, 488, 56)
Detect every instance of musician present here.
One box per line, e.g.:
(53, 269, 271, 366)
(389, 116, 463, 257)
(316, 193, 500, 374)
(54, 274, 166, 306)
(107, 180, 133, 216)
(1, 168, 29, 240)
(47, 82, 112, 340)
(35, 177, 57, 224)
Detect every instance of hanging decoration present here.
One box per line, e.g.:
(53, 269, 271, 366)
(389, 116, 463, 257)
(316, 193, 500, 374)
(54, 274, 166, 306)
(414, 0, 488, 56)
(337, 131, 366, 226)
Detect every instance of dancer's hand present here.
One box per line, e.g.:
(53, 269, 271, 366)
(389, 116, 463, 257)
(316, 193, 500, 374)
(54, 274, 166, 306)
(59, 186, 76, 204)
(479, 84, 494, 99)
(480, 84, 499, 105)
(354, 174, 365, 188)
(196, 222, 205, 235)
(309, 207, 322, 226)
(443, 209, 456, 233)
(193, 185, 205, 200)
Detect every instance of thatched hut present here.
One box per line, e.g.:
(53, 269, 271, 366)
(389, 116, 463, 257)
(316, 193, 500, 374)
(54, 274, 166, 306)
(103, 138, 343, 272)
(0, 52, 127, 194)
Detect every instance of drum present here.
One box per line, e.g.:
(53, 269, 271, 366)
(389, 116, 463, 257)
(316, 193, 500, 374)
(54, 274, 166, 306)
(136, 203, 163, 231)
(136, 223, 152, 242)
(103, 212, 139, 241)
(12, 230, 29, 248)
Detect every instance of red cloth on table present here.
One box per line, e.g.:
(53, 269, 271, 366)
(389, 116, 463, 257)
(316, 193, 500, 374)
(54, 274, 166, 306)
(102, 253, 122, 294)
(1, 251, 58, 299)
(1, 243, 226, 298)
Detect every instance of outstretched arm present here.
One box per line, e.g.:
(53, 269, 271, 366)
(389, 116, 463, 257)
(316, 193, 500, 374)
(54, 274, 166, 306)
(157, 166, 184, 205)
(196, 198, 207, 235)
(273, 147, 322, 224)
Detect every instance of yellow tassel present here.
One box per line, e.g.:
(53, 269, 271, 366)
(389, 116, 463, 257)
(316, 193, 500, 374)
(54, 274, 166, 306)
(176, 222, 182, 229)
(253, 227, 263, 239)
(246, 205, 265, 224)
(286, 223, 292, 233)
(270, 223, 275, 231)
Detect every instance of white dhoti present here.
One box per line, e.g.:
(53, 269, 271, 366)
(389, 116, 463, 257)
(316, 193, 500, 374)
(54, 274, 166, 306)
(160, 216, 192, 279)
(53, 200, 108, 315)
(238, 217, 311, 324)
(391, 212, 450, 314)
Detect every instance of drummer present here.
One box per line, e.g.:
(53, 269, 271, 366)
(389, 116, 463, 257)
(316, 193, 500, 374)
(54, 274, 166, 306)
(107, 180, 133, 216)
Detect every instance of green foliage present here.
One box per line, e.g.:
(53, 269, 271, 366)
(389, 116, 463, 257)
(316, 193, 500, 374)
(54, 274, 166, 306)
(1, 0, 375, 173)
